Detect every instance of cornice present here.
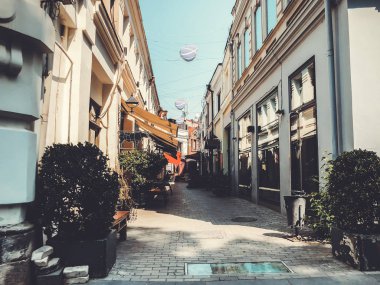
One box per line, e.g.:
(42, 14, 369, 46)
(231, 0, 251, 36)
(231, 0, 324, 110)
(128, 0, 160, 112)
(94, 1, 123, 64)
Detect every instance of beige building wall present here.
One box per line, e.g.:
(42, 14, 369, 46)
(39, 0, 160, 170)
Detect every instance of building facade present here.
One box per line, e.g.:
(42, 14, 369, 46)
(203, 0, 380, 214)
(39, 0, 161, 170)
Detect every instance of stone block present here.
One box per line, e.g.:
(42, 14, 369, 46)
(0, 222, 34, 263)
(32, 245, 53, 261)
(35, 267, 64, 285)
(63, 265, 89, 278)
(64, 275, 89, 284)
(36, 258, 61, 275)
(34, 256, 49, 267)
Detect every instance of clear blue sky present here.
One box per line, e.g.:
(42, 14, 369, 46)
(140, 0, 235, 121)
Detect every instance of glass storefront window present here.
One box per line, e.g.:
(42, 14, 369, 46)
(289, 61, 318, 194)
(238, 112, 252, 196)
(257, 92, 280, 205)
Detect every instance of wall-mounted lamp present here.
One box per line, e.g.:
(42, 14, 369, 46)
(247, 125, 255, 133)
(275, 109, 285, 116)
(126, 95, 139, 113)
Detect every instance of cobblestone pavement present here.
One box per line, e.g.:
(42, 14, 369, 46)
(93, 182, 380, 284)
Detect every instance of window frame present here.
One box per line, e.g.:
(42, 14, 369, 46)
(288, 56, 319, 194)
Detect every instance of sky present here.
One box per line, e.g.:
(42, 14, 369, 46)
(140, 0, 235, 121)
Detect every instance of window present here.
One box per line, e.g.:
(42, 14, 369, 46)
(267, 0, 277, 34)
(238, 112, 252, 197)
(217, 92, 221, 113)
(255, 5, 263, 51)
(289, 60, 318, 194)
(89, 99, 101, 147)
(244, 28, 250, 69)
(237, 43, 242, 79)
(257, 91, 280, 206)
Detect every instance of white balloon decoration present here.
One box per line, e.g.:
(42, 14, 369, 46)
(179, 45, 198, 62)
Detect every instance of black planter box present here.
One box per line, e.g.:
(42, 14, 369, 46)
(331, 227, 380, 271)
(47, 230, 117, 278)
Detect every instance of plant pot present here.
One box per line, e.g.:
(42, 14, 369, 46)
(331, 227, 380, 271)
(47, 230, 117, 278)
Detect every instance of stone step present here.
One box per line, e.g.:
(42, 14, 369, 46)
(63, 265, 89, 278)
(65, 275, 89, 284)
(34, 256, 49, 267)
(35, 267, 63, 285)
(31, 245, 53, 261)
(35, 257, 61, 275)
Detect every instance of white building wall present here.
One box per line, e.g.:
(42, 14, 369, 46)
(346, 0, 380, 154)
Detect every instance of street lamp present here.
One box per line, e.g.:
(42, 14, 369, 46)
(125, 95, 139, 113)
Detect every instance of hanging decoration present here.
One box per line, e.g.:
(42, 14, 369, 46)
(179, 44, 198, 62)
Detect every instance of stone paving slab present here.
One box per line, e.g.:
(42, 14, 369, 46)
(93, 182, 380, 283)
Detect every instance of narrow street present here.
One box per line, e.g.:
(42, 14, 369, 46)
(91, 182, 380, 284)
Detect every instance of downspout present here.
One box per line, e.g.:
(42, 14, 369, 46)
(207, 84, 214, 175)
(325, 0, 339, 158)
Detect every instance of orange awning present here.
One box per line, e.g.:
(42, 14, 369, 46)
(121, 101, 178, 136)
(164, 152, 181, 165)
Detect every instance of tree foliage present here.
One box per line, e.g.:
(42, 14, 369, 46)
(119, 150, 167, 198)
(37, 143, 119, 240)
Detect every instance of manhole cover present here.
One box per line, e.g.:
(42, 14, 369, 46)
(231, 216, 257, 222)
(186, 262, 291, 275)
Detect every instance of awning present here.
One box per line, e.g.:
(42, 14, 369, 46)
(135, 119, 178, 148)
(121, 101, 178, 136)
(164, 152, 181, 166)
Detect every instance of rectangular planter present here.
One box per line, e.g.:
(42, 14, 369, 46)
(47, 230, 116, 278)
(331, 227, 380, 271)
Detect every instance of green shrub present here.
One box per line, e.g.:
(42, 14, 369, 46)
(310, 150, 380, 237)
(119, 150, 167, 199)
(327, 149, 380, 234)
(37, 143, 119, 240)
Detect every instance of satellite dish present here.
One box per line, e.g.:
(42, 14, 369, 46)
(175, 99, 187, 111)
(179, 45, 198, 62)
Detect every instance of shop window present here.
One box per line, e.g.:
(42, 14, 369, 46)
(257, 91, 280, 205)
(289, 60, 318, 194)
(255, 4, 263, 51)
(238, 112, 252, 196)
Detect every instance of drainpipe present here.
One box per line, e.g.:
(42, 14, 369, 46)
(207, 84, 214, 175)
(325, 0, 339, 158)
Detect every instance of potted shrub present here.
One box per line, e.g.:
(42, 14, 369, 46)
(37, 143, 119, 278)
(313, 150, 380, 270)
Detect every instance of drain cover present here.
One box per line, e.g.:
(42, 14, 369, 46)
(231, 216, 257, 222)
(186, 262, 291, 275)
